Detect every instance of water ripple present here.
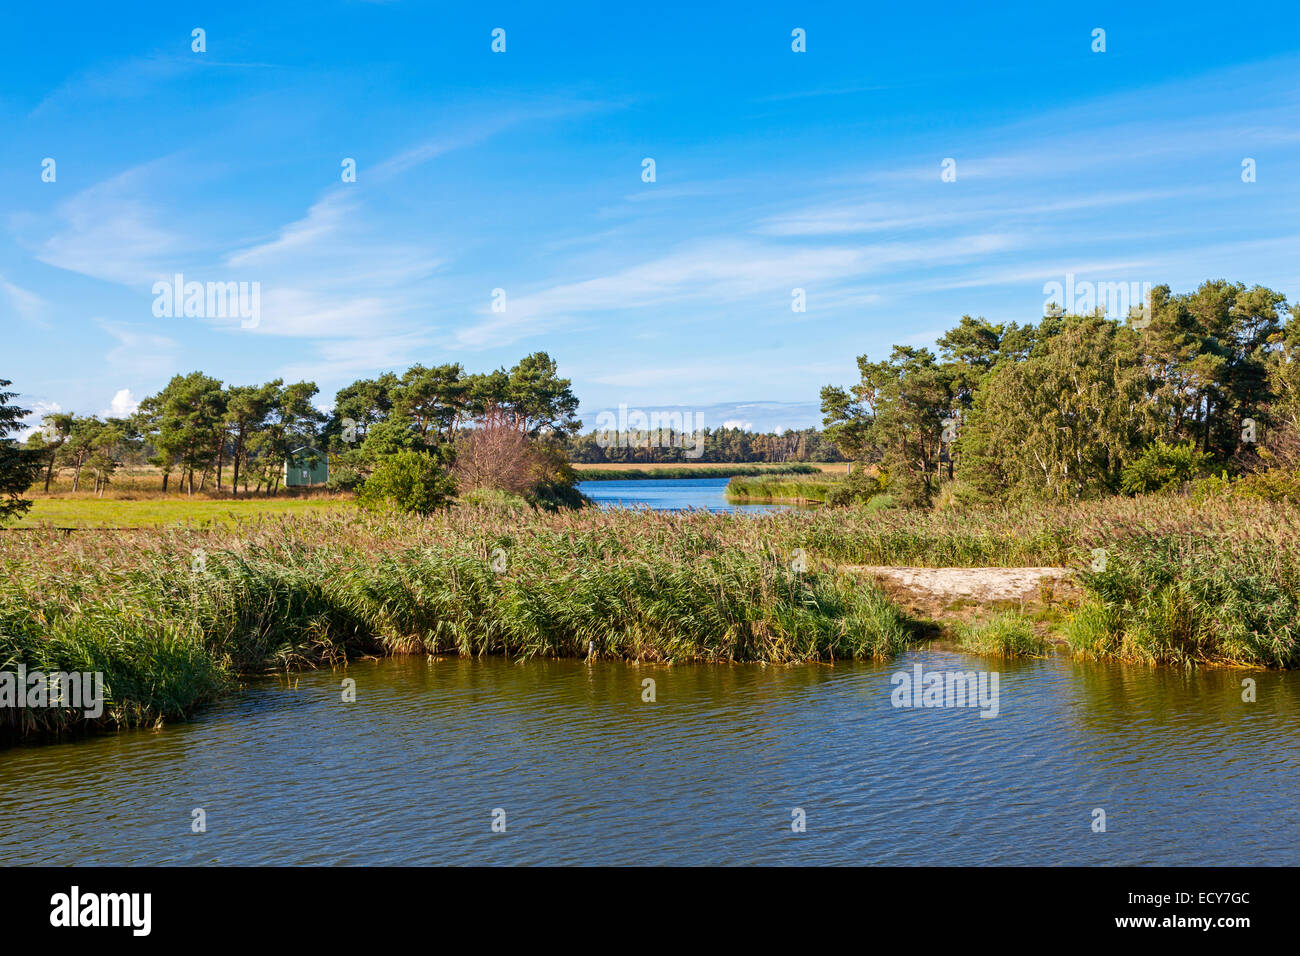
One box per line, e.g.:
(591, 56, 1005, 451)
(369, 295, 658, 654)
(1, 651, 1296, 864)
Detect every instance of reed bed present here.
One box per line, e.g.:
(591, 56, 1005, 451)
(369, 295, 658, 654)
(4, 494, 1298, 741)
(799, 496, 1300, 668)
(0, 507, 913, 740)
(725, 473, 839, 503)
(956, 613, 1054, 658)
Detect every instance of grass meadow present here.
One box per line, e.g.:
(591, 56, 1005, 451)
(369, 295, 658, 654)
(12, 496, 351, 528)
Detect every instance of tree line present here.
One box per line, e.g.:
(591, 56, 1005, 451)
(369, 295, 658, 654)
(821, 280, 1296, 505)
(15, 352, 581, 498)
(566, 425, 845, 464)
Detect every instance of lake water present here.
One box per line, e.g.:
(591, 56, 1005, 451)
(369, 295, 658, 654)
(2, 649, 1294, 865)
(578, 476, 795, 512)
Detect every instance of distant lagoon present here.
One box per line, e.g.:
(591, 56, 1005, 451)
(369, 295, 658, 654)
(577, 476, 800, 513)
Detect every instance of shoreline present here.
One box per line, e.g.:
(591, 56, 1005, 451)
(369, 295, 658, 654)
(5, 498, 1298, 745)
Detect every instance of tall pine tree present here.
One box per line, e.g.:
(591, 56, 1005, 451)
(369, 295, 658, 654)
(0, 380, 40, 521)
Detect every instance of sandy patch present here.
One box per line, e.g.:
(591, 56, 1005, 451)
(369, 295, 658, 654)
(840, 565, 1082, 626)
(843, 565, 1077, 602)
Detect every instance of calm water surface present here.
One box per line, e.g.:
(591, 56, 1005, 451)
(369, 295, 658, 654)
(2, 650, 1295, 865)
(577, 476, 796, 513)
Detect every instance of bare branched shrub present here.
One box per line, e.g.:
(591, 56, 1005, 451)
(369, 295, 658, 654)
(452, 406, 542, 494)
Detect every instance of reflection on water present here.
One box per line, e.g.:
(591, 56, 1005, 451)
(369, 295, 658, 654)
(577, 477, 798, 513)
(1, 651, 1294, 865)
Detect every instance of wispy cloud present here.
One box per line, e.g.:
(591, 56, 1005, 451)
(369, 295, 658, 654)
(32, 54, 280, 116)
(98, 320, 181, 375)
(455, 233, 1024, 348)
(32, 162, 188, 286)
(0, 274, 50, 327)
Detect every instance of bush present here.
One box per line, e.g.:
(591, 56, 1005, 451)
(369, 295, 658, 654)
(357, 451, 456, 515)
(1233, 468, 1300, 502)
(453, 412, 542, 495)
(1120, 440, 1212, 495)
(879, 448, 933, 508)
(932, 479, 981, 512)
(1189, 471, 1235, 504)
(529, 479, 589, 511)
(458, 487, 531, 512)
(326, 463, 366, 493)
(825, 466, 886, 507)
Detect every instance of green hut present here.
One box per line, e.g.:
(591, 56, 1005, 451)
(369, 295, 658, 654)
(284, 446, 328, 487)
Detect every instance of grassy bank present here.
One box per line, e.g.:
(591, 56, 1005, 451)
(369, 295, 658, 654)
(1, 508, 914, 742)
(1063, 533, 1300, 667)
(725, 473, 839, 503)
(9, 496, 351, 528)
(5, 494, 1298, 744)
(956, 612, 1054, 657)
(801, 496, 1300, 667)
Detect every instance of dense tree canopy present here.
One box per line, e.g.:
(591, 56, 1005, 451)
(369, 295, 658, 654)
(8, 351, 579, 503)
(823, 280, 1295, 504)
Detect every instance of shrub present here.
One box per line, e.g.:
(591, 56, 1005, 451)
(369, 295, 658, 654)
(453, 409, 542, 495)
(1233, 468, 1300, 502)
(326, 463, 366, 493)
(1120, 440, 1211, 495)
(932, 479, 980, 512)
(458, 487, 531, 512)
(880, 448, 933, 508)
(1189, 471, 1235, 504)
(357, 451, 456, 515)
(825, 467, 886, 507)
(529, 479, 589, 511)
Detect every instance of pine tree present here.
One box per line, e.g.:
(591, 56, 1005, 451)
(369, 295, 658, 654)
(0, 380, 40, 521)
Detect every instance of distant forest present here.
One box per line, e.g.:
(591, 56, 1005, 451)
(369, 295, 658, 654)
(565, 426, 846, 464)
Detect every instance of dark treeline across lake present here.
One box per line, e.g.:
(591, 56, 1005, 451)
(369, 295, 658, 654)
(2, 651, 1294, 865)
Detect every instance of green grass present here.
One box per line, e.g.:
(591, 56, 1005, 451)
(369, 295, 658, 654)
(0, 508, 918, 742)
(1063, 536, 1300, 667)
(6, 492, 1300, 744)
(10, 496, 351, 528)
(455, 488, 532, 512)
(956, 613, 1054, 658)
(725, 473, 840, 502)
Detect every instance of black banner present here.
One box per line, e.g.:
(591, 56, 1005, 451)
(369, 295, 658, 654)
(1, 866, 1279, 943)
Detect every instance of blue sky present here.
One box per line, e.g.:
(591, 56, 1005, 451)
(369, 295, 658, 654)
(2, 1, 1298, 433)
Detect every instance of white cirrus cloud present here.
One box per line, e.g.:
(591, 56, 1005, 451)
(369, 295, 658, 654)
(0, 275, 50, 327)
